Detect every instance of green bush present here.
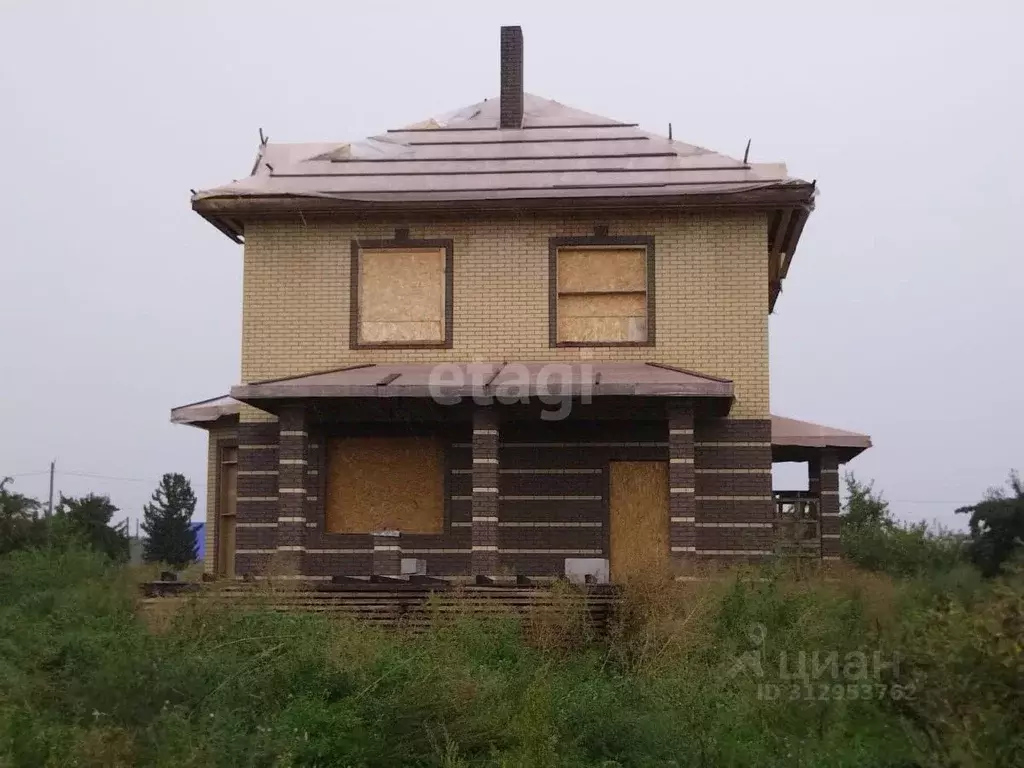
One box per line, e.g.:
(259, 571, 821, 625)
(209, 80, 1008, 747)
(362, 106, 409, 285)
(1, 546, 1021, 767)
(841, 474, 967, 577)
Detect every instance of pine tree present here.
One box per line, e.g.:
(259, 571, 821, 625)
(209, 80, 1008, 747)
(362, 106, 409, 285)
(142, 473, 198, 568)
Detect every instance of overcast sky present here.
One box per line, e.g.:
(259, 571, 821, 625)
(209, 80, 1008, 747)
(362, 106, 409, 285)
(1, 1, 1020, 531)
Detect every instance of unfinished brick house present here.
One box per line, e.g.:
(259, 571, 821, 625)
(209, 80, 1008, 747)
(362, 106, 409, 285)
(172, 27, 870, 582)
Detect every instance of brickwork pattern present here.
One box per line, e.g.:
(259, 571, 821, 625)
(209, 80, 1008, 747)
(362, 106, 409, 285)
(240, 212, 770, 418)
(693, 419, 775, 556)
(667, 401, 696, 563)
(276, 405, 308, 573)
(815, 451, 841, 557)
(471, 408, 500, 575)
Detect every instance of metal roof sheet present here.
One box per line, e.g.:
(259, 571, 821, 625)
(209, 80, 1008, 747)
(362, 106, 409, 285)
(229, 361, 734, 401)
(193, 94, 810, 210)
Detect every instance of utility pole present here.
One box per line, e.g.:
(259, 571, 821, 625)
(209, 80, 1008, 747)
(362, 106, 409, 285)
(46, 460, 55, 517)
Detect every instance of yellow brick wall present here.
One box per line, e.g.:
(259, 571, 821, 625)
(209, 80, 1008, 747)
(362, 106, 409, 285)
(240, 213, 769, 419)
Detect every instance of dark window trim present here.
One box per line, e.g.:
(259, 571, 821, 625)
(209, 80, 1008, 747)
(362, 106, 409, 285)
(548, 234, 656, 348)
(349, 237, 455, 350)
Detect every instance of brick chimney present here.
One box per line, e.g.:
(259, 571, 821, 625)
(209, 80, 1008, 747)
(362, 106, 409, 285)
(499, 26, 524, 129)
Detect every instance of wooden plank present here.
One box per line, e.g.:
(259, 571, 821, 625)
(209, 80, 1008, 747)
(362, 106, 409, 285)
(609, 461, 669, 580)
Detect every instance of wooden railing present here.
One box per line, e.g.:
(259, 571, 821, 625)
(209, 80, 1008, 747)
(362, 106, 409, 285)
(773, 491, 820, 557)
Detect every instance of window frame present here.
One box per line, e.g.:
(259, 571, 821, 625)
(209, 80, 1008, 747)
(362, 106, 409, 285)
(349, 237, 455, 349)
(548, 234, 656, 348)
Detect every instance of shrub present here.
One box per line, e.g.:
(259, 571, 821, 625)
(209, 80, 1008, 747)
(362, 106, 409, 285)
(1, 544, 1020, 767)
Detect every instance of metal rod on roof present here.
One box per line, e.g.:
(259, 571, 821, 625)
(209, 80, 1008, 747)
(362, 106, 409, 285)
(743, 139, 751, 164)
(259, 128, 268, 146)
(668, 123, 672, 141)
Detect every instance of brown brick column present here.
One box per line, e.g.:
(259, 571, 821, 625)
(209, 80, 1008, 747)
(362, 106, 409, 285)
(668, 401, 696, 565)
(276, 405, 308, 575)
(471, 408, 500, 576)
(816, 450, 841, 558)
(372, 531, 400, 576)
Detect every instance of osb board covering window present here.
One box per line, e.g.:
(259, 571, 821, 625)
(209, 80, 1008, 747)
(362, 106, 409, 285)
(358, 248, 445, 344)
(325, 437, 444, 534)
(556, 247, 647, 343)
(608, 461, 668, 579)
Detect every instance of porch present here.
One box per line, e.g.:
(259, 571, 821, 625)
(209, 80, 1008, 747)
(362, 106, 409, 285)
(171, 363, 870, 581)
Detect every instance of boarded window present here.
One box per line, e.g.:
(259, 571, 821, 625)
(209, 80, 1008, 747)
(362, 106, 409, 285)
(324, 437, 444, 534)
(357, 247, 447, 344)
(556, 247, 648, 343)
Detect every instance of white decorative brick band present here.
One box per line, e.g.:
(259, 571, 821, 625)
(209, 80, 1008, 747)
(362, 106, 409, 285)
(821, 490, 840, 496)
(236, 522, 277, 529)
(670, 487, 695, 494)
(280, 430, 307, 437)
(472, 458, 499, 464)
(696, 495, 772, 501)
(670, 457, 694, 464)
(696, 522, 774, 528)
(471, 516, 499, 523)
(277, 516, 306, 523)
(237, 496, 277, 502)
(501, 495, 601, 501)
(695, 441, 771, 448)
(279, 488, 306, 494)
(471, 545, 499, 551)
(822, 534, 841, 539)
(700, 549, 773, 556)
(669, 428, 694, 435)
(501, 468, 602, 475)
(404, 548, 471, 554)
(306, 548, 371, 554)
(670, 516, 696, 523)
(472, 487, 499, 493)
(236, 548, 278, 555)
(280, 458, 308, 465)
(500, 548, 602, 555)
(821, 512, 841, 517)
(671, 546, 697, 552)
(277, 545, 304, 552)
(472, 429, 499, 435)
(373, 545, 401, 552)
(238, 470, 278, 476)
(239, 444, 276, 451)
(695, 468, 772, 475)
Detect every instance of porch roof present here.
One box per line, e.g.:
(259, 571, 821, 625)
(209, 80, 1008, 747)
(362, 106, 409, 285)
(770, 415, 872, 464)
(169, 391, 871, 463)
(229, 362, 734, 403)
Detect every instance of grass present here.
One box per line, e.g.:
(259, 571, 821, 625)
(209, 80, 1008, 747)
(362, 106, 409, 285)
(0, 548, 1020, 767)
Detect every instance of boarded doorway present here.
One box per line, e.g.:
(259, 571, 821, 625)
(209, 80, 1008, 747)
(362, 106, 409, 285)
(217, 446, 238, 578)
(608, 461, 668, 580)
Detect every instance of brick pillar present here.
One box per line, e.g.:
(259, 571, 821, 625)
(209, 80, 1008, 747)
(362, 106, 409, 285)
(471, 408, 500, 576)
(276, 405, 308, 575)
(812, 450, 841, 558)
(372, 531, 400, 576)
(668, 401, 696, 565)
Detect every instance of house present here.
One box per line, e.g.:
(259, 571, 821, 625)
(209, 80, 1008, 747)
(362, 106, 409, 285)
(171, 27, 870, 582)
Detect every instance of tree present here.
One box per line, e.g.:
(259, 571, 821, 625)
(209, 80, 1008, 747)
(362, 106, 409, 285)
(141, 473, 197, 568)
(0, 477, 45, 554)
(842, 473, 892, 530)
(957, 470, 1024, 577)
(54, 492, 128, 561)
